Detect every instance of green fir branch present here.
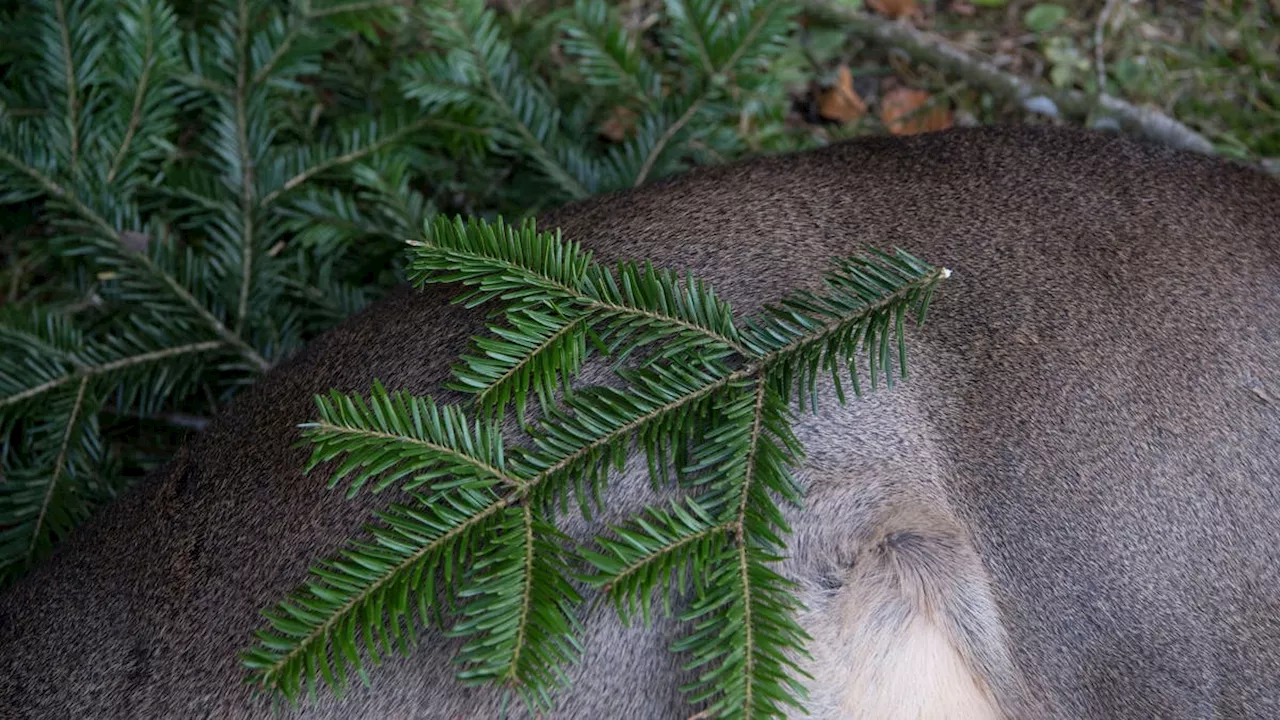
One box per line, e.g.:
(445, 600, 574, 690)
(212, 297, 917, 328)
(3, 0, 450, 588)
(634, 0, 796, 186)
(417, 0, 593, 200)
(561, 0, 662, 104)
(232, 0, 257, 333)
(409, 215, 750, 418)
(106, 0, 180, 183)
(25, 376, 89, 563)
(49, 0, 83, 173)
(581, 497, 732, 627)
(247, 213, 949, 717)
(0, 340, 222, 411)
(260, 116, 438, 207)
(448, 503, 583, 710)
(241, 481, 513, 700)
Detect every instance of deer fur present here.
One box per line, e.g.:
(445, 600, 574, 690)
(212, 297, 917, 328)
(1, 126, 1277, 719)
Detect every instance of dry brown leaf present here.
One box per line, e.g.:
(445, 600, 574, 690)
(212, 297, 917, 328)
(816, 66, 867, 125)
(599, 106, 637, 142)
(866, 0, 919, 20)
(879, 87, 953, 135)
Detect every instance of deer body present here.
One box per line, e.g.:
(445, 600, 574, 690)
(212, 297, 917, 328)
(2, 126, 1277, 719)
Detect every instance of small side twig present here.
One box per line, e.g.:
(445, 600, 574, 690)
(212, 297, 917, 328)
(1095, 0, 1121, 93)
(805, 3, 1215, 154)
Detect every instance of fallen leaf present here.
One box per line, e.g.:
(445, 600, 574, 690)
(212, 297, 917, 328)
(817, 66, 867, 124)
(879, 87, 953, 135)
(866, 0, 918, 19)
(599, 106, 637, 142)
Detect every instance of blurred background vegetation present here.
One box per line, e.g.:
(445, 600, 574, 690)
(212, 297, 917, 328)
(0, 0, 1274, 586)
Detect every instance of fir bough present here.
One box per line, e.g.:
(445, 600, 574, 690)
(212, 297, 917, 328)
(1, 0, 808, 586)
(242, 215, 949, 718)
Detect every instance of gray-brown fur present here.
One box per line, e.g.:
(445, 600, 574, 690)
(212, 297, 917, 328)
(1, 126, 1276, 719)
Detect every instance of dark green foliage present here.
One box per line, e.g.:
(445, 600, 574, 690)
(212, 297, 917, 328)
(1, 0, 808, 587)
(244, 214, 948, 717)
(0, 0, 456, 585)
(403, 0, 806, 202)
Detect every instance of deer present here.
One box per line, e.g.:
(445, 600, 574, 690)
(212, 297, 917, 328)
(1, 125, 1277, 719)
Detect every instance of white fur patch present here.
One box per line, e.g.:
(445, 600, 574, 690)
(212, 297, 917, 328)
(800, 525, 1007, 720)
(829, 609, 999, 719)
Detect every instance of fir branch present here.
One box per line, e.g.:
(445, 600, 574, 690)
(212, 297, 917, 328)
(245, 354, 745, 702)
(107, 0, 178, 183)
(0, 148, 117, 238)
(0, 340, 223, 410)
(26, 375, 88, 562)
(734, 378, 767, 538)
(635, 0, 793, 186)
(561, 0, 661, 105)
(430, 0, 592, 200)
(449, 503, 583, 708)
(453, 309, 595, 421)
(409, 216, 749, 418)
(233, 0, 258, 334)
(259, 116, 437, 208)
(741, 252, 949, 410)
(3, 0, 484, 591)
(251, 30, 302, 88)
(247, 214, 949, 716)
(674, 543, 811, 718)
(634, 97, 704, 187)
(116, 243, 271, 371)
(51, 0, 81, 174)
(581, 497, 732, 626)
(0, 143, 267, 370)
(301, 384, 523, 496)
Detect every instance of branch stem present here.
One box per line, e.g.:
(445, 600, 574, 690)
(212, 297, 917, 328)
(0, 341, 225, 410)
(53, 0, 81, 174)
(234, 0, 258, 333)
(26, 376, 89, 561)
(634, 0, 779, 186)
(304, 422, 524, 487)
(108, 2, 161, 183)
(260, 117, 439, 207)
(443, 6, 590, 200)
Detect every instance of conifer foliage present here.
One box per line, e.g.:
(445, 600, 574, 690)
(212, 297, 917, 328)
(0, 0, 442, 585)
(0, 0, 808, 587)
(242, 216, 949, 718)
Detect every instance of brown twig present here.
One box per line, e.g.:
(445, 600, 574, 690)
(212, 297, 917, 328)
(1095, 0, 1122, 93)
